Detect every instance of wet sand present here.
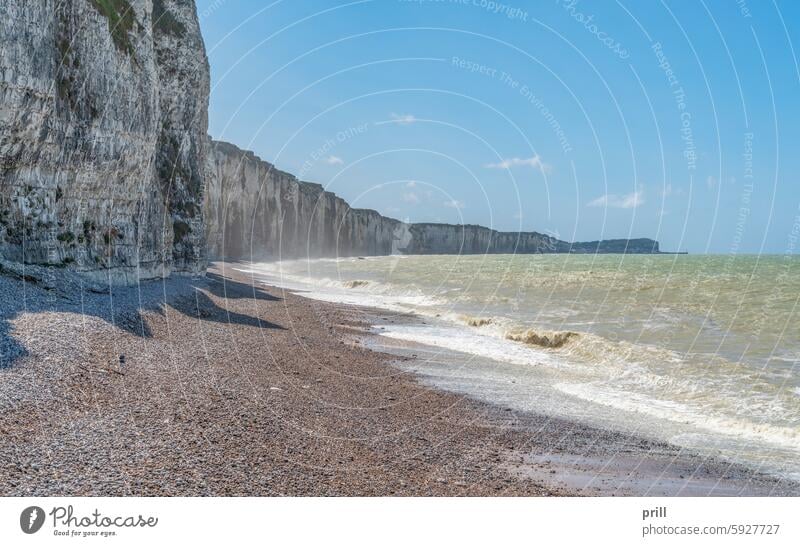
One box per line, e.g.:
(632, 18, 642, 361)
(0, 262, 796, 496)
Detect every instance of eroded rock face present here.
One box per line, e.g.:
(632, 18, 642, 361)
(404, 225, 660, 254)
(0, 0, 208, 284)
(205, 141, 662, 260)
(152, 0, 209, 275)
(405, 223, 563, 254)
(205, 141, 410, 260)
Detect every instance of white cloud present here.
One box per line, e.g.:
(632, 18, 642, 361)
(485, 154, 551, 173)
(402, 192, 420, 204)
(443, 199, 465, 209)
(587, 188, 644, 209)
(707, 175, 717, 189)
(405, 180, 417, 188)
(325, 155, 343, 165)
(660, 183, 685, 198)
(389, 113, 417, 125)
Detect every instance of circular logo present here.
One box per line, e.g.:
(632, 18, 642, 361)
(20, 506, 45, 534)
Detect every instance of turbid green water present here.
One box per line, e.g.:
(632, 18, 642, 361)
(246, 254, 800, 479)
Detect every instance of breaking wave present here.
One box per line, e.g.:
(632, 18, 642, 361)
(460, 315, 494, 327)
(505, 328, 580, 349)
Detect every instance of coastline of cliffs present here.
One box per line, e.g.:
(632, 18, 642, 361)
(0, 0, 663, 288)
(204, 140, 662, 261)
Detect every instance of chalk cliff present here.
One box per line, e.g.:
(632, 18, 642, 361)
(0, 0, 209, 285)
(205, 141, 409, 260)
(205, 141, 661, 260)
(404, 224, 659, 254)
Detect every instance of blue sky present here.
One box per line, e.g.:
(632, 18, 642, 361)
(196, 0, 800, 254)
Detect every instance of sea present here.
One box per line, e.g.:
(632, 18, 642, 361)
(242, 254, 800, 480)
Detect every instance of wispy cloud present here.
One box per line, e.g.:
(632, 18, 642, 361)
(707, 175, 717, 189)
(325, 155, 343, 165)
(402, 192, 420, 204)
(485, 154, 551, 173)
(661, 183, 685, 198)
(443, 199, 465, 209)
(389, 113, 417, 125)
(405, 180, 417, 188)
(587, 188, 644, 209)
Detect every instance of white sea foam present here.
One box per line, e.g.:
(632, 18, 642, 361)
(555, 382, 800, 452)
(378, 323, 567, 370)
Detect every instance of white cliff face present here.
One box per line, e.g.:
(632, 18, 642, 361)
(205, 141, 407, 260)
(0, 0, 208, 284)
(205, 141, 661, 260)
(152, 0, 209, 275)
(405, 224, 565, 254)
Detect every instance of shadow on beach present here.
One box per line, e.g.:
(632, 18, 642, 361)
(0, 269, 284, 369)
